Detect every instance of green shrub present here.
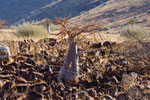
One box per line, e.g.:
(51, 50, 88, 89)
(121, 25, 148, 40)
(128, 17, 138, 25)
(12, 21, 48, 38)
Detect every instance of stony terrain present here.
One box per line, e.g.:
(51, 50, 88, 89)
(0, 38, 150, 99)
(0, 0, 150, 99)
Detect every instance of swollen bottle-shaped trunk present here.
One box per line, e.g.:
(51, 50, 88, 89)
(58, 42, 79, 82)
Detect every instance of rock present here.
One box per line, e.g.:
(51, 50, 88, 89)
(88, 51, 95, 56)
(98, 76, 110, 83)
(15, 56, 27, 62)
(88, 88, 97, 98)
(125, 86, 143, 100)
(83, 67, 91, 73)
(8, 62, 19, 68)
(103, 41, 111, 47)
(111, 76, 119, 84)
(141, 92, 150, 100)
(25, 58, 36, 65)
(2, 81, 15, 90)
(56, 83, 65, 92)
(15, 77, 28, 84)
(90, 42, 102, 48)
(100, 50, 106, 56)
(0, 80, 3, 88)
(33, 71, 44, 79)
(0, 42, 12, 63)
(16, 83, 31, 87)
(116, 86, 144, 100)
(3, 65, 16, 71)
(85, 96, 95, 100)
(122, 58, 128, 65)
(30, 83, 47, 93)
(19, 62, 34, 69)
(20, 53, 34, 58)
(6, 92, 24, 99)
(16, 83, 30, 93)
(72, 87, 78, 93)
(22, 71, 35, 81)
(116, 93, 128, 100)
(103, 95, 115, 100)
(0, 74, 14, 80)
(26, 91, 44, 100)
(39, 65, 53, 73)
(49, 41, 57, 46)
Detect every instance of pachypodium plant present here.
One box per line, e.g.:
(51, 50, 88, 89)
(50, 17, 101, 82)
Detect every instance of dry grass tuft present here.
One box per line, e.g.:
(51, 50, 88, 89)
(12, 21, 48, 38)
(120, 25, 149, 40)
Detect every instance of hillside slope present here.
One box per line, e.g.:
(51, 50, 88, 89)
(27, 0, 108, 21)
(0, 0, 108, 24)
(71, 0, 150, 33)
(0, 0, 56, 23)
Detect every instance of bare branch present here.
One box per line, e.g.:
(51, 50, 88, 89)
(47, 17, 102, 42)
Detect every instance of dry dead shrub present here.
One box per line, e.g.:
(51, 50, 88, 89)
(121, 72, 138, 91)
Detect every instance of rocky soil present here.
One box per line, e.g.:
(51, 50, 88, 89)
(0, 38, 150, 100)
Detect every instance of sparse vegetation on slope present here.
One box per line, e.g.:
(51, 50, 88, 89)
(71, 0, 150, 33)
